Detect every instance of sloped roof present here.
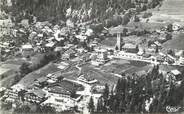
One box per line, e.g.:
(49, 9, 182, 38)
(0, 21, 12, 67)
(122, 43, 137, 49)
(27, 89, 46, 98)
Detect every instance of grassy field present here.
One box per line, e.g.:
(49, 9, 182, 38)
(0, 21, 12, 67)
(163, 33, 184, 50)
(149, 0, 184, 23)
(101, 59, 150, 75)
(81, 65, 119, 87)
(18, 62, 61, 88)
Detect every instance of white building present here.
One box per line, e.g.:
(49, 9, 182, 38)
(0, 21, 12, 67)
(21, 44, 34, 57)
(91, 49, 108, 66)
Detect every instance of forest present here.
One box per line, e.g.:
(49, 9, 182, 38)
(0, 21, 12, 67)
(1, 0, 163, 23)
(89, 65, 184, 113)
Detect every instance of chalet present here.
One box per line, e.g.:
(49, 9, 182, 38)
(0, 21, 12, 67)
(92, 85, 105, 93)
(176, 50, 184, 65)
(154, 41, 162, 48)
(171, 69, 181, 76)
(77, 75, 98, 84)
(45, 42, 56, 51)
(80, 53, 91, 62)
(122, 43, 139, 53)
(62, 49, 76, 60)
(48, 86, 72, 98)
(91, 48, 108, 66)
(167, 69, 182, 81)
(179, 56, 184, 65)
(4, 88, 19, 103)
(54, 46, 65, 56)
(35, 77, 48, 88)
(21, 44, 34, 57)
(75, 34, 87, 42)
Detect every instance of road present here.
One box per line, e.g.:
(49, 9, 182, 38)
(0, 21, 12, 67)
(114, 51, 184, 67)
(63, 78, 92, 114)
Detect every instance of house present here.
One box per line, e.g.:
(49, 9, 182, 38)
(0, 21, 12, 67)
(77, 75, 98, 84)
(176, 50, 184, 65)
(171, 69, 181, 76)
(62, 49, 76, 60)
(24, 90, 46, 103)
(45, 42, 56, 51)
(21, 44, 34, 57)
(4, 88, 19, 103)
(91, 48, 108, 66)
(48, 85, 72, 98)
(35, 77, 48, 88)
(75, 34, 87, 42)
(54, 47, 65, 56)
(168, 69, 182, 81)
(179, 56, 184, 65)
(80, 53, 91, 62)
(122, 43, 139, 53)
(92, 85, 105, 93)
(154, 41, 162, 48)
(20, 19, 29, 27)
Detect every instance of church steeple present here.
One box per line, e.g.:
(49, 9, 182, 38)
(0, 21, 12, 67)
(115, 33, 123, 51)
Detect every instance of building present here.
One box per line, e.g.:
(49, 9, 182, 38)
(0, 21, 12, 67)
(45, 42, 56, 51)
(179, 56, 184, 65)
(75, 34, 87, 42)
(115, 33, 124, 51)
(21, 44, 34, 57)
(24, 90, 46, 103)
(4, 88, 19, 103)
(77, 75, 98, 84)
(91, 48, 108, 66)
(62, 49, 76, 60)
(176, 50, 184, 65)
(47, 85, 72, 98)
(34, 77, 48, 88)
(122, 43, 139, 53)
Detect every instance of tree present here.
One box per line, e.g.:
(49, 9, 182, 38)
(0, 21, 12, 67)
(70, 90, 76, 98)
(103, 84, 109, 100)
(165, 33, 172, 40)
(134, 15, 140, 22)
(116, 78, 121, 93)
(41, 105, 56, 113)
(155, 45, 159, 53)
(112, 99, 118, 112)
(167, 24, 173, 32)
(88, 96, 95, 112)
(119, 100, 125, 112)
(148, 40, 153, 47)
(15, 105, 30, 113)
(167, 49, 175, 56)
(142, 12, 152, 18)
(19, 62, 31, 75)
(122, 13, 130, 25)
(96, 97, 103, 112)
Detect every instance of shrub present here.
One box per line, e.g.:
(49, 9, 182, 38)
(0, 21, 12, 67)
(142, 12, 152, 18)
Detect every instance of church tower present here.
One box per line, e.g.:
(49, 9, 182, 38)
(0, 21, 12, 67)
(115, 33, 123, 51)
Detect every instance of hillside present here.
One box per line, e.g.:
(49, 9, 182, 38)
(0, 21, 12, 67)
(1, 0, 163, 23)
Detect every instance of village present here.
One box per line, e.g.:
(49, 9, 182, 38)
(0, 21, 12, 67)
(1, 0, 184, 113)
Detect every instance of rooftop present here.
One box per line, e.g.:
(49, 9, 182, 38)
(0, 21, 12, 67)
(171, 69, 181, 76)
(27, 89, 46, 98)
(22, 44, 33, 49)
(122, 43, 137, 49)
(45, 42, 56, 47)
